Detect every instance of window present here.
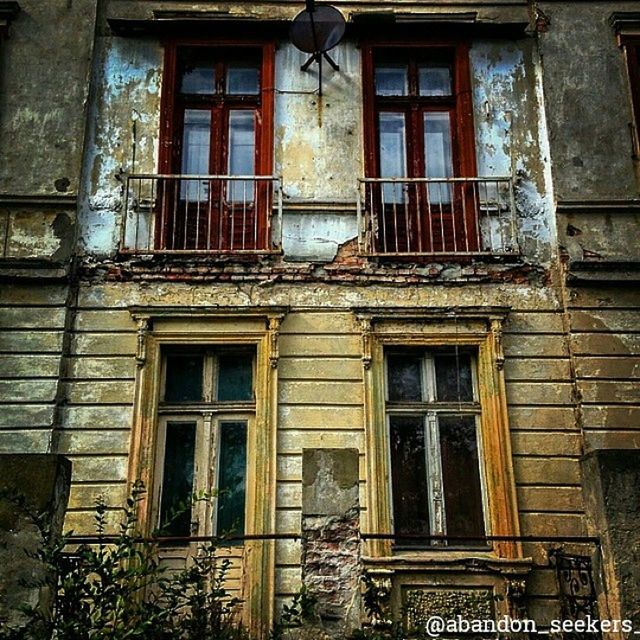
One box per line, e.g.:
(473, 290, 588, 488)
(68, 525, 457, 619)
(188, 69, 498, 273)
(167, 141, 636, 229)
(155, 348, 255, 539)
(362, 44, 479, 254)
(158, 43, 275, 252)
(622, 38, 640, 157)
(385, 348, 486, 546)
(359, 311, 521, 560)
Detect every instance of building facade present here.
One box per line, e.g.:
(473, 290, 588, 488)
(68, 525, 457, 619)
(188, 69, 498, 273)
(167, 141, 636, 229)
(1, 1, 639, 637)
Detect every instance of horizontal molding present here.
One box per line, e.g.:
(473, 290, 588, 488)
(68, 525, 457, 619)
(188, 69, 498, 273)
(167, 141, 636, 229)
(556, 199, 640, 215)
(567, 260, 640, 285)
(0, 193, 77, 208)
(610, 11, 640, 34)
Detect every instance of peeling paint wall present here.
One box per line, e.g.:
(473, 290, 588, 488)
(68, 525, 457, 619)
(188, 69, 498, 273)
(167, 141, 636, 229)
(77, 34, 557, 263)
(79, 37, 162, 255)
(471, 40, 555, 261)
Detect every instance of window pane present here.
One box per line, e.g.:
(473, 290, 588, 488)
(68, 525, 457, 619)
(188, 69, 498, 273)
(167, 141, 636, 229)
(379, 112, 407, 203)
(159, 421, 196, 538)
(226, 63, 260, 95)
(227, 110, 256, 201)
(434, 352, 473, 402)
(217, 352, 253, 401)
(181, 109, 211, 201)
(390, 416, 430, 540)
(439, 415, 485, 544)
(164, 354, 204, 402)
(387, 354, 423, 401)
(375, 64, 408, 96)
(179, 50, 215, 95)
(419, 65, 452, 96)
(217, 421, 247, 537)
(424, 112, 453, 204)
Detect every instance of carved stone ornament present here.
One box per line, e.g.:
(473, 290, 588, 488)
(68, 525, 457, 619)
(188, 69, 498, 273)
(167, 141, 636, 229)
(268, 316, 282, 369)
(359, 316, 373, 370)
(135, 316, 150, 368)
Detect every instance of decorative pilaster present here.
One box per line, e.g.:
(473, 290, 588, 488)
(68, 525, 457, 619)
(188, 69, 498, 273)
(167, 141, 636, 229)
(490, 318, 505, 371)
(359, 315, 373, 370)
(134, 316, 150, 368)
(268, 315, 282, 369)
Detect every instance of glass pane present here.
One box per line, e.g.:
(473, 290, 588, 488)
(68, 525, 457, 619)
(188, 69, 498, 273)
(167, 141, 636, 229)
(164, 354, 204, 402)
(216, 421, 247, 537)
(217, 352, 253, 401)
(387, 354, 423, 401)
(375, 64, 408, 96)
(379, 112, 407, 203)
(159, 421, 196, 538)
(179, 49, 215, 95)
(439, 415, 485, 544)
(389, 416, 430, 541)
(181, 109, 211, 201)
(227, 110, 256, 202)
(424, 112, 453, 204)
(226, 63, 260, 95)
(419, 65, 452, 96)
(434, 352, 474, 402)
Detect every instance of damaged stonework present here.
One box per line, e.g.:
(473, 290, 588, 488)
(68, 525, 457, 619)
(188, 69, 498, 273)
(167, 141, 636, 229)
(302, 449, 361, 632)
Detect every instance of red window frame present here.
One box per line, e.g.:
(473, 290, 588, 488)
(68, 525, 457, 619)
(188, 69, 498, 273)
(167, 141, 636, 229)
(621, 36, 640, 158)
(157, 40, 275, 252)
(362, 42, 478, 255)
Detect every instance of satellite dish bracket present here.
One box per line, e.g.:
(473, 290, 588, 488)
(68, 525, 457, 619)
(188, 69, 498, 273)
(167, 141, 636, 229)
(301, 51, 339, 72)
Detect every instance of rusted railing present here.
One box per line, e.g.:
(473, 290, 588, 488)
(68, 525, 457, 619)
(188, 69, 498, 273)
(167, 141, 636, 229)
(120, 174, 282, 255)
(357, 177, 519, 257)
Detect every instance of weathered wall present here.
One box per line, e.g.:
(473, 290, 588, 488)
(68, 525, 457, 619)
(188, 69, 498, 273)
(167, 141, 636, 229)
(537, 2, 639, 202)
(0, 282, 70, 455)
(0, 454, 71, 629)
(44, 279, 584, 624)
(78, 32, 555, 263)
(582, 450, 640, 625)
(0, 0, 96, 260)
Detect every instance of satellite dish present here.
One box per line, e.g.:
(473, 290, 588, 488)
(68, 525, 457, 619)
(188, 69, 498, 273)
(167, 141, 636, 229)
(290, 5, 346, 55)
(290, 2, 346, 95)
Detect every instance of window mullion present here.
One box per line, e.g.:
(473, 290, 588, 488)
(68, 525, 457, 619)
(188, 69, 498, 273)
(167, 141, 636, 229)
(425, 410, 445, 541)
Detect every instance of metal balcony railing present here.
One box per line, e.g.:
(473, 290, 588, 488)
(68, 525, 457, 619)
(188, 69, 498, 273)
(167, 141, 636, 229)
(120, 174, 283, 255)
(357, 177, 519, 257)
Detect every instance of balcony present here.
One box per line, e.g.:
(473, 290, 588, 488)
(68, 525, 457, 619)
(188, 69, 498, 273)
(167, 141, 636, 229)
(120, 174, 282, 255)
(357, 177, 519, 258)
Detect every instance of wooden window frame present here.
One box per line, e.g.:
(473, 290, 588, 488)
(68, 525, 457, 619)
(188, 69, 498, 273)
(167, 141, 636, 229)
(361, 41, 479, 255)
(154, 348, 256, 539)
(362, 42, 477, 182)
(620, 36, 640, 158)
(127, 309, 285, 639)
(159, 40, 275, 178)
(358, 309, 521, 561)
(156, 41, 275, 252)
(384, 349, 489, 548)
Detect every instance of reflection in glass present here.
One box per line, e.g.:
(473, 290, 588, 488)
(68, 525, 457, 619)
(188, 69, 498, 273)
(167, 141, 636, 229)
(159, 422, 196, 538)
(379, 112, 407, 203)
(387, 354, 423, 401)
(375, 64, 409, 96)
(390, 416, 430, 541)
(438, 415, 485, 543)
(434, 352, 473, 402)
(217, 352, 253, 402)
(424, 112, 453, 204)
(227, 111, 256, 201)
(419, 65, 452, 96)
(179, 50, 215, 95)
(217, 421, 247, 537)
(226, 63, 260, 95)
(181, 110, 211, 201)
(164, 354, 204, 402)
